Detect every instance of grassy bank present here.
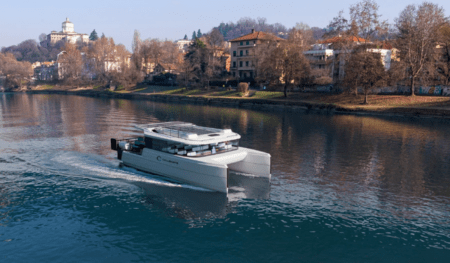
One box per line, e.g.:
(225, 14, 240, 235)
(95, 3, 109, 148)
(19, 84, 450, 117)
(156, 88, 450, 110)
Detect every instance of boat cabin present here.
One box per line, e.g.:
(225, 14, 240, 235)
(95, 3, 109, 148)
(112, 122, 240, 157)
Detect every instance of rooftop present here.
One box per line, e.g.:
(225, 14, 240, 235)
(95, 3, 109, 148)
(319, 36, 369, 44)
(135, 122, 241, 144)
(229, 30, 284, 42)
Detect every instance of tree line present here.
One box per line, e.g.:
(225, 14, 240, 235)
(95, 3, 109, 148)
(331, 0, 450, 101)
(1, 0, 450, 99)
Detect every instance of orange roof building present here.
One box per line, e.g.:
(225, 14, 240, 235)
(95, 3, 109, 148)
(229, 30, 284, 81)
(229, 30, 284, 42)
(319, 36, 369, 44)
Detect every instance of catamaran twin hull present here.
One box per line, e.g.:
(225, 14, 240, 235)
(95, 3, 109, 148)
(111, 122, 271, 193)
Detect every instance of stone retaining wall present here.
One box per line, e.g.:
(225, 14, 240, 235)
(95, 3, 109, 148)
(18, 89, 450, 119)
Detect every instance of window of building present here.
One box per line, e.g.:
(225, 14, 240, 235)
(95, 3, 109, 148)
(232, 72, 235, 77)
(253, 41, 256, 44)
(245, 61, 249, 67)
(250, 71, 253, 78)
(233, 61, 236, 68)
(233, 51, 236, 57)
(239, 61, 243, 67)
(244, 73, 247, 78)
(240, 50, 243, 56)
(240, 41, 243, 46)
(246, 41, 249, 45)
(239, 71, 242, 77)
(246, 50, 249, 56)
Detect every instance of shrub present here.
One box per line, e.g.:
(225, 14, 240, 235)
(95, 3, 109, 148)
(237, 82, 249, 96)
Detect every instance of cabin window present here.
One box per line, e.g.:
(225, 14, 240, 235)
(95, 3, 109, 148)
(143, 137, 239, 157)
(144, 137, 153, 148)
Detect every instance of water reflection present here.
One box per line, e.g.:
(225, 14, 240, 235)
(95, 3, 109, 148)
(131, 172, 270, 220)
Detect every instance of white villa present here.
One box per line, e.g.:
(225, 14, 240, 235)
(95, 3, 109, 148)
(47, 18, 89, 44)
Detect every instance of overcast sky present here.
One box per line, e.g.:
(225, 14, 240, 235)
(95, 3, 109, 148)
(1, 0, 449, 51)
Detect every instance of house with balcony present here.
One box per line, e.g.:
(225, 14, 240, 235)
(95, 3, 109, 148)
(304, 36, 394, 82)
(229, 29, 284, 81)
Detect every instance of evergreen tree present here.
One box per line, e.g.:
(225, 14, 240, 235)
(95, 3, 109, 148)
(192, 31, 197, 40)
(184, 34, 188, 40)
(197, 29, 202, 38)
(89, 29, 99, 41)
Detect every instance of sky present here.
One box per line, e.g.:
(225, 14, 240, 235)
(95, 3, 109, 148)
(1, 0, 449, 51)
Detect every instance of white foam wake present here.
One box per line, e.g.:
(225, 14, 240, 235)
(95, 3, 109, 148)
(50, 152, 211, 192)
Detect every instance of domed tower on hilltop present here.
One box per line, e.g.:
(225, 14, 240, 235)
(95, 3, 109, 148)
(47, 18, 89, 44)
(62, 18, 74, 33)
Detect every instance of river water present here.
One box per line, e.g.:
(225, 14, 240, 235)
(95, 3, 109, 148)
(1, 93, 450, 262)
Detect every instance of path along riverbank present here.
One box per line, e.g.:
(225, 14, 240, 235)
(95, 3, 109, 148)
(12, 88, 450, 119)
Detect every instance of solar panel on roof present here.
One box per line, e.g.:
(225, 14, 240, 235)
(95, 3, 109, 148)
(135, 122, 227, 138)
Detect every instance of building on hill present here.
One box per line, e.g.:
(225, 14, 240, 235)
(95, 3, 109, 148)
(174, 39, 192, 53)
(229, 29, 284, 81)
(47, 18, 89, 44)
(304, 35, 394, 82)
(33, 61, 58, 81)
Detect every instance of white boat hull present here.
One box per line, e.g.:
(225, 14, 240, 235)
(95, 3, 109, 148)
(121, 147, 270, 193)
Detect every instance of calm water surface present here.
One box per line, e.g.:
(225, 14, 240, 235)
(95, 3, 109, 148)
(1, 93, 450, 262)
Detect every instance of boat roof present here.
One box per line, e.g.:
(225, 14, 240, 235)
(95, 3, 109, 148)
(135, 122, 241, 145)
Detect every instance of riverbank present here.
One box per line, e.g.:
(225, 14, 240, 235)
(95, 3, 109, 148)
(11, 85, 450, 118)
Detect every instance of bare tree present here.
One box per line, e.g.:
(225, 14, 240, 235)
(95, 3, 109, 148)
(324, 10, 350, 38)
(140, 39, 163, 74)
(111, 44, 142, 89)
(178, 58, 195, 87)
(256, 30, 310, 97)
(59, 43, 83, 83)
(85, 37, 117, 84)
(161, 40, 180, 67)
(295, 22, 311, 31)
(349, 0, 388, 41)
(395, 2, 446, 95)
(204, 29, 226, 82)
(0, 53, 32, 89)
(343, 50, 386, 104)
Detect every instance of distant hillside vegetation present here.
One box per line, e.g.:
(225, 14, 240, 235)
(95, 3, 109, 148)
(214, 17, 288, 41)
(214, 17, 326, 41)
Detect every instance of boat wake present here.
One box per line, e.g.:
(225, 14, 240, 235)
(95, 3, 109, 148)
(48, 152, 212, 192)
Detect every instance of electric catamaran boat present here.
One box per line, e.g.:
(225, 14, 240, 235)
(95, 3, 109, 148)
(110, 122, 271, 193)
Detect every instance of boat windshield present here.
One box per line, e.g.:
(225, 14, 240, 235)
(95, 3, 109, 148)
(144, 137, 239, 157)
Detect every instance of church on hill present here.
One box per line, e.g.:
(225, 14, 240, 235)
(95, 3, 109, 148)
(47, 18, 89, 44)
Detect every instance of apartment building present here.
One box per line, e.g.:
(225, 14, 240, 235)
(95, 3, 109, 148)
(229, 29, 284, 80)
(304, 36, 394, 81)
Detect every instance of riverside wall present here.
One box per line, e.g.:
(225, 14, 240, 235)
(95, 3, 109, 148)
(302, 85, 450, 96)
(16, 89, 450, 119)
